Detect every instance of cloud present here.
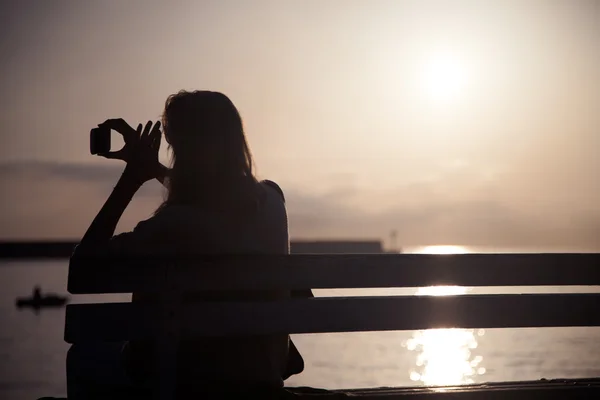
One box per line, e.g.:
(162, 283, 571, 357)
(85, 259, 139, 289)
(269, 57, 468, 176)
(1, 161, 599, 250)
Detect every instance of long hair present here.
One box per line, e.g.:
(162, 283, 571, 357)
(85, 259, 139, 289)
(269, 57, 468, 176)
(156, 90, 262, 216)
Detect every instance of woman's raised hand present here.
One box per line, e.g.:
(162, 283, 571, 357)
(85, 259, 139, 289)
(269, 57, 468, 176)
(96, 118, 142, 163)
(98, 118, 162, 184)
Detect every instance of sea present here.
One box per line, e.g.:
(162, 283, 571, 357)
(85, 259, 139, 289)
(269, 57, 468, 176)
(1, 248, 600, 400)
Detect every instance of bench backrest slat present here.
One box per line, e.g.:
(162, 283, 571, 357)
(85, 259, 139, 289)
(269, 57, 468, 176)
(68, 253, 600, 294)
(64, 293, 600, 343)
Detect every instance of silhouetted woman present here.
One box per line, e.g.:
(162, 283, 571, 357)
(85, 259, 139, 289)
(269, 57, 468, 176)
(68, 91, 304, 397)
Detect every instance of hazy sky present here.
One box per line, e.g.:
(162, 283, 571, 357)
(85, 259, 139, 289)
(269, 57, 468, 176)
(1, 0, 599, 249)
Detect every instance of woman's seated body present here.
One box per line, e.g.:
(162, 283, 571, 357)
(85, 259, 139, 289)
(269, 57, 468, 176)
(70, 91, 302, 393)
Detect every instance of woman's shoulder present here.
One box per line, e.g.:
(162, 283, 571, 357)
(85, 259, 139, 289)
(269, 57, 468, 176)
(260, 180, 285, 203)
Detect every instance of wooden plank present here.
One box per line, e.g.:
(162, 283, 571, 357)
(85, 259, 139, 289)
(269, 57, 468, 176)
(68, 253, 600, 294)
(64, 293, 600, 342)
(68, 257, 167, 294)
(0, 241, 77, 259)
(337, 379, 600, 399)
(61, 378, 600, 400)
(65, 302, 151, 343)
(0, 239, 387, 259)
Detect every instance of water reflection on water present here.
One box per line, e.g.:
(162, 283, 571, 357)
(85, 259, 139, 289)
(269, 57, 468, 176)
(404, 285, 487, 386)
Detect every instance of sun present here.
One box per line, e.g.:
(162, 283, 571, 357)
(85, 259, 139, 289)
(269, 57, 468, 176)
(421, 51, 468, 104)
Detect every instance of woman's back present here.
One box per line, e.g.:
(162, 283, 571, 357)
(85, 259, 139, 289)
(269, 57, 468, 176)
(115, 180, 290, 388)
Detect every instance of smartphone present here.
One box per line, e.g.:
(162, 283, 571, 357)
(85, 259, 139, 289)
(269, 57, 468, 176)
(90, 126, 111, 155)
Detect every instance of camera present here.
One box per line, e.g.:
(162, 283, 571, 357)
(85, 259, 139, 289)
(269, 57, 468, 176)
(90, 126, 111, 155)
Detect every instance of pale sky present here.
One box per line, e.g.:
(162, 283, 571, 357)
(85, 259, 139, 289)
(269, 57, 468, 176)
(1, 0, 599, 250)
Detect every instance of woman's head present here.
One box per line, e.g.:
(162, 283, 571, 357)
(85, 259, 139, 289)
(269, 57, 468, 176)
(158, 90, 260, 213)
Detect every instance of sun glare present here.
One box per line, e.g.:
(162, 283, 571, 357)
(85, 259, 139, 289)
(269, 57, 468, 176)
(406, 243, 481, 385)
(414, 246, 470, 295)
(405, 328, 486, 386)
(418, 245, 470, 255)
(415, 285, 468, 297)
(421, 51, 468, 104)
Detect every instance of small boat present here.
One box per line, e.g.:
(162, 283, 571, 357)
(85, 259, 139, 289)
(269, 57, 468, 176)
(15, 286, 69, 309)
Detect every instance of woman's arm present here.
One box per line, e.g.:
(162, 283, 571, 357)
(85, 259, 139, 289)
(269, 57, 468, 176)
(78, 121, 162, 247)
(79, 173, 142, 244)
(96, 118, 168, 187)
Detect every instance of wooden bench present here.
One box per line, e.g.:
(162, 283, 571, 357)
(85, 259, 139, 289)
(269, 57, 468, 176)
(65, 253, 600, 399)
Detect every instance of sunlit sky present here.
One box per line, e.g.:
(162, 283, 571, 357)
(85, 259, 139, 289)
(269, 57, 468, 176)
(1, 0, 599, 249)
